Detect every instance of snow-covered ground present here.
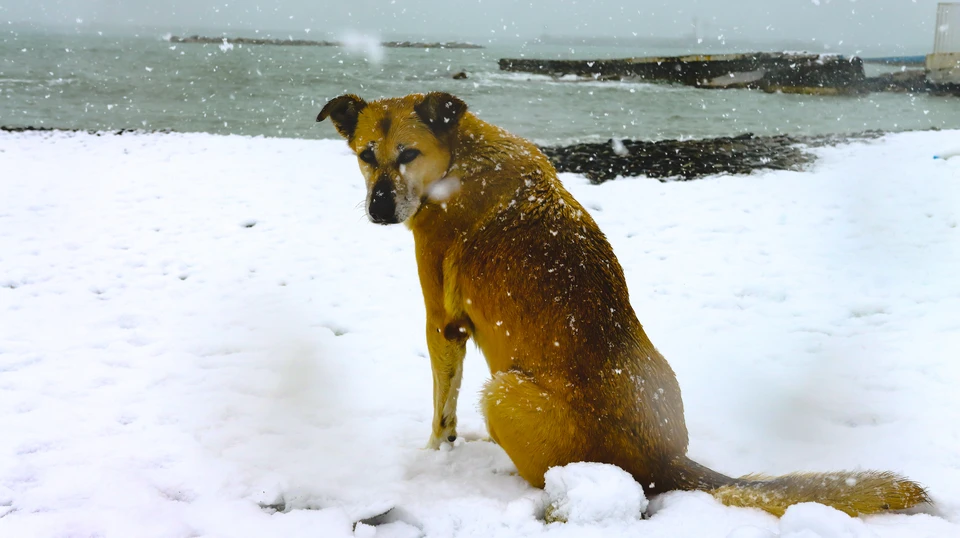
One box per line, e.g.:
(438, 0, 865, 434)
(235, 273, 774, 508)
(1, 129, 958, 538)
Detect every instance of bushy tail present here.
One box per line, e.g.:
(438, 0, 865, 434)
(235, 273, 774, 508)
(672, 457, 931, 517)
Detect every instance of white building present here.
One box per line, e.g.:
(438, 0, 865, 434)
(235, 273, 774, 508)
(927, 2, 960, 84)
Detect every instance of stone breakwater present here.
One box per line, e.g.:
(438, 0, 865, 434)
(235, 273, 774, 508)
(1, 126, 884, 182)
(500, 52, 865, 93)
(500, 52, 960, 96)
(166, 35, 483, 49)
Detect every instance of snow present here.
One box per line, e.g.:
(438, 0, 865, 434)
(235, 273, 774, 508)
(610, 138, 629, 157)
(934, 148, 960, 160)
(543, 463, 647, 524)
(0, 128, 959, 537)
(341, 31, 385, 64)
(727, 526, 778, 538)
(424, 175, 462, 203)
(779, 503, 870, 538)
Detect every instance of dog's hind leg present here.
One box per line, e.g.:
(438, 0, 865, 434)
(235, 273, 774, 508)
(480, 370, 584, 488)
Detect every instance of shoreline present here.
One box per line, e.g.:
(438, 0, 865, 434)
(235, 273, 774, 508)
(1, 125, 896, 182)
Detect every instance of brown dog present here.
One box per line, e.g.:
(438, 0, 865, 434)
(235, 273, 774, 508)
(317, 92, 929, 516)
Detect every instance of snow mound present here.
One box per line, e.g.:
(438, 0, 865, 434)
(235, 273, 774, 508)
(354, 521, 421, 538)
(780, 502, 871, 538)
(543, 462, 647, 524)
(727, 525, 779, 538)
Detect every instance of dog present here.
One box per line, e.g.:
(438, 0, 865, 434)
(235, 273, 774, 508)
(317, 92, 929, 516)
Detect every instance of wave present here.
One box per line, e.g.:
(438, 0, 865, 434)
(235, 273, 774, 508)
(0, 77, 77, 86)
(468, 71, 682, 92)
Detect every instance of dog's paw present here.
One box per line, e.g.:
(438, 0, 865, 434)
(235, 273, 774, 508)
(426, 414, 458, 449)
(424, 431, 458, 450)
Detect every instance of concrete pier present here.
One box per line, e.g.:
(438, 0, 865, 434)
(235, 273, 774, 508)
(926, 53, 960, 85)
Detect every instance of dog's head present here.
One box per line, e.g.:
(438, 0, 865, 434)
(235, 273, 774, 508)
(317, 92, 467, 225)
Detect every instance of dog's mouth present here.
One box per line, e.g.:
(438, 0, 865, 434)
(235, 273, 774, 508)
(369, 174, 461, 224)
(367, 185, 423, 225)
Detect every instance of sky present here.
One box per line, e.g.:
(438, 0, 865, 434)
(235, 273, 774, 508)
(1, 0, 947, 51)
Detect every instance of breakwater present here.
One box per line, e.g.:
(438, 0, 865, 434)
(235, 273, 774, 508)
(166, 35, 483, 49)
(500, 52, 865, 93)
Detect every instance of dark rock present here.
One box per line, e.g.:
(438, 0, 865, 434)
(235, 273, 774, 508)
(930, 83, 960, 96)
(1, 125, 170, 135)
(861, 70, 930, 93)
(538, 131, 885, 183)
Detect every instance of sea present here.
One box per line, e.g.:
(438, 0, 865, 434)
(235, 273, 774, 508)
(2, 26, 958, 145)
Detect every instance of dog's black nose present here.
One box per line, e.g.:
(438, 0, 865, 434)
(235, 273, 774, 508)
(368, 179, 398, 224)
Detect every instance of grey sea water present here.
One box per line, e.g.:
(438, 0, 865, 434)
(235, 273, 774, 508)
(2, 27, 958, 144)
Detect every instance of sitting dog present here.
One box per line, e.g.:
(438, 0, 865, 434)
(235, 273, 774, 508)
(317, 92, 929, 516)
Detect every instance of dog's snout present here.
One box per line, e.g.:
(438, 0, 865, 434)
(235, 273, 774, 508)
(368, 179, 399, 224)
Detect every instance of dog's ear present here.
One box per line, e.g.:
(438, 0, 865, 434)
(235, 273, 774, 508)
(317, 94, 367, 140)
(415, 92, 467, 135)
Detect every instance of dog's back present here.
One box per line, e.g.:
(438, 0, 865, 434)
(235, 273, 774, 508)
(446, 145, 690, 479)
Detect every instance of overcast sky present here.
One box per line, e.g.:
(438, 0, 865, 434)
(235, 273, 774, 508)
(2, 0, 946, 51)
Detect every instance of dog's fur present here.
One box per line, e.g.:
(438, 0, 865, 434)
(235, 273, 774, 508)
(317, 92, 930, 516)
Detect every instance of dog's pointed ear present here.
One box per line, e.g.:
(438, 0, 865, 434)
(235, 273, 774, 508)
(317, 94, 367, 140)
(415, 92, 467, 134)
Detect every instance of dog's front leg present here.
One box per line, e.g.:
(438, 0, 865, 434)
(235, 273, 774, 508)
(424, 318, 468, 449)
(417, 243, 470, 449)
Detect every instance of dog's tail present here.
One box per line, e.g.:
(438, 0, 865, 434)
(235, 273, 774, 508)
(669, 456, 930, 517)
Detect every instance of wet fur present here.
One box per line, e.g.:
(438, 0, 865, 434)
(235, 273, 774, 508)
(318, 92, 930, 516)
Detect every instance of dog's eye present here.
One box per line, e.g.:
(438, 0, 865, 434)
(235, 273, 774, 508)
(397, 148, 421, 165)
(358, 148, 377, 165)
